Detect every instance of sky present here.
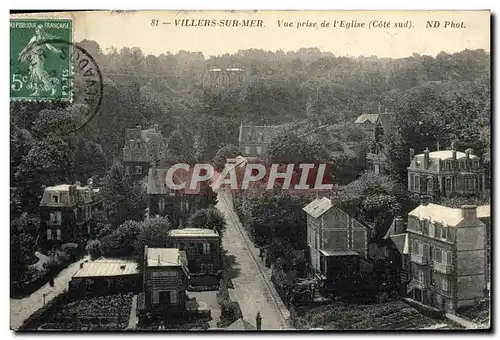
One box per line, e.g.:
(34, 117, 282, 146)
(12, 10, 491, 58)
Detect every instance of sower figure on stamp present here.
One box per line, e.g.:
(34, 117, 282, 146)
(18, 24, 64, 97)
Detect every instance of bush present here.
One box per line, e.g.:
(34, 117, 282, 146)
(61, 243, 79, 260)
(86, 240, 102, 260)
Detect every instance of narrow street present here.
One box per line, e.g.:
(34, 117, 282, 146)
(10, 256, 88, 330)
(216, 190, 288, 330)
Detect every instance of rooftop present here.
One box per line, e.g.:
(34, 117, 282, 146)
(390, 233, 409, 255)
(409, 203, 485, 227)
(477, 205, 491, 219)
(168, 228, 219, 238)
(415, 150, 479, 160)
(146, 248, 187, 267)
(72, 259, 138, 278)
(319, 249, 359, 257)
(45, 184, 90, 191)
(303, 197, 334, 219)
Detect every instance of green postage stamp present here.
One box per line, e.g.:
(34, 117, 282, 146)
(10, 19, 73, 101)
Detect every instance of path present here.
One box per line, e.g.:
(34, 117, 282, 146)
(216, 191, 289, 330)
(446, 313, 479, 329)
(10, 256, 89, 330)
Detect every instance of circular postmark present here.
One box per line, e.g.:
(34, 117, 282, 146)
(18, 38, 103, 133)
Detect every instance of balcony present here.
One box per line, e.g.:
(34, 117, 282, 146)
(433, 261, 453, 274)
(411, 253, 428, 265)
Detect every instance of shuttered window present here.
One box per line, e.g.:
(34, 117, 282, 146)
(152, 290, 160, 304)
(434, 248, 442, 263)
(170, 289, 178, 304)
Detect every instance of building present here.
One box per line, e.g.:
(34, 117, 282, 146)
(406, 198, 488, 314)
(140, 247, 190, 318)
(354, 110, 394, 174)
(201, 68, 246, 87)
(167, 228, 222, 286)
(477, 205, 491, 294)
(146, 164, 215, 227)
(238, 123, 284, 158)
(39, 179, 102, 247)
(122, 124, 166, 181)
(303, 197, 369, 284)
(68, 259, 139, 299)
(407, 148, 485, 198)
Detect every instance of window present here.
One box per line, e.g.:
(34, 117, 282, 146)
(49, 211, 62, 225)
(442, 277, 449, 291)
(256, 146, 262, 155)
(56, 229, 61, 241)
(415, 175, 420, 191)
(52, 195, 59, 204)
(245, 146, 251, 155)
(440, 226, 447, 240)
(152, 270, 177, 278)
(47, 229, 52, 240)
(422, 220, 429, 235)
(435, 223, 442, 239)
(434, 247, 443, 263)
(429, 223, 435, 238)
(445, 162, 451, 170)
(179, 242, 185, 251)
(158, 198, 165, 212)
(410, 174, 415, 191)
(473, 161, 479, 169)
(203, 243, 210, 254)
(74, 208, 78, 220)
(418, 269, 424, 284)
(135, 166, 142, 175)
(459, 161, 465, 170)
(187, 243, 196, 257)
(201, 263, 214, 273)
(445, 177, 452, 193)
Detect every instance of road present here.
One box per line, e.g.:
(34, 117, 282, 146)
(216, 191, 288, 330)
(10, 256, 88, 330)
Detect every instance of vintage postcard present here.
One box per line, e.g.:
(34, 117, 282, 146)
(10, 10, 491, 331)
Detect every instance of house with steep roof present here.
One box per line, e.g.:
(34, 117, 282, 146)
(303, 197, 369, 286)
(407, 147, 485, 198)
(146, 164, 214, 227)
(406, 197, 488, 314)
(238, 123, 285, 159)
(39, 178, 102, 247)
(122, 124, 167, 180)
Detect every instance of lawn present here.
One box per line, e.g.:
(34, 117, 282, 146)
(295, 300, 454, 330)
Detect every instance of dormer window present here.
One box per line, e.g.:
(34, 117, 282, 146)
(473, 160, 479, 169)
(52, 194, 59, 204)
(459, 161, 465, 170)
(445, 162, 451, 171)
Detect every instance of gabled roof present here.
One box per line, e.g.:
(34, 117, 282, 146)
(390, 233, 409, 255)
(354, 113, 379, 124)
(147, 167, 201, 195)
(302, 197, 334, 219)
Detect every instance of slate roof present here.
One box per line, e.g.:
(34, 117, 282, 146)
(408, 150, 480, 172)
(147, 167, 201, 195)
(146, 248, 187, 267)
(302, 197, 334, 219)
(390, 233, 409, 255)
(72, 259, 138, 278)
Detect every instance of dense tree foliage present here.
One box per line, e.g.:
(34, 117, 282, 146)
(187, 207, 226, 236)
(213, 144, 242, 172)
(100, 220, 141, 258)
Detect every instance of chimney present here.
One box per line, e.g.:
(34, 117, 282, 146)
(465, 148, 473, 160)
(157, 254, 161, 266)
(409, 148, 415, 161)
(423, 148, 430, 169)
(436, 141, 440, 151)
(420, 195, 431, 206)
(394, 216, 406, 234)
(452, 149, 457, 161)
(461, 205, 477, 220)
